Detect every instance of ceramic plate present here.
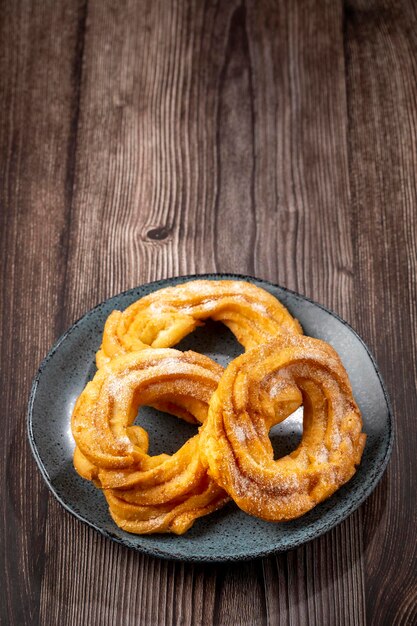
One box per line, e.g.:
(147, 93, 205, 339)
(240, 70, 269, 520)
(28, 274, 393, 562)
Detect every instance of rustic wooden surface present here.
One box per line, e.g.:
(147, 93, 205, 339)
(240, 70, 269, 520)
(1, 0, 416, 624)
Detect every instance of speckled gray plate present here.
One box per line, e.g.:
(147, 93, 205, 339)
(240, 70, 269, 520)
(28, 274, 393, 562)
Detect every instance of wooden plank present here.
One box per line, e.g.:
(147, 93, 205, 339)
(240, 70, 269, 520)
(245, 1, 366, 623)
(344, 2, 417, 624)
(0, 1, 87, 625)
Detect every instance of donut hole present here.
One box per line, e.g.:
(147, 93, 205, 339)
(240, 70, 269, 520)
(269, 406, 303, 460)
(134, 405, 199, 456)
(175, 319, 244, 368)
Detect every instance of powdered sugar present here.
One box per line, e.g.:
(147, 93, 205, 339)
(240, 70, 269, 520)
(233, 425, 246, 443)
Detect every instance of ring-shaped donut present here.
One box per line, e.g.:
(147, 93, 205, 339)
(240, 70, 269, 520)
(71, 349, 229, 534)
(200, 334, 366, 521)
(96, 280, 302, 368)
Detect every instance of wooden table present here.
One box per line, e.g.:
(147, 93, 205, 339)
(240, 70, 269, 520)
(1, 1, 416, 624)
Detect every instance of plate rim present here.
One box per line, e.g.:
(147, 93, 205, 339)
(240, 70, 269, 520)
(27, 272, 394, 562)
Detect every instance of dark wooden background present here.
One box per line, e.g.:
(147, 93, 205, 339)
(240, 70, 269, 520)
(1, 0, 416, 624)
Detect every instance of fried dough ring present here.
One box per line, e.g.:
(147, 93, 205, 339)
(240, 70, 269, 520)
(96, 280, 302, 368)
(201, 334, 366, 522)
(71, 349, 229, 534)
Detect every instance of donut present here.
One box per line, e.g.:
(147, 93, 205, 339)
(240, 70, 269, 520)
(96, 280, 302, 368)
(200, 334, 366, 521)
(71, 349, 229, 534)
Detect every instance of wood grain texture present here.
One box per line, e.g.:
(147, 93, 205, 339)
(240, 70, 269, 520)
(345, 2, 417, 624)
(1, 0, 416, 625)
(0, 1, 87, 624)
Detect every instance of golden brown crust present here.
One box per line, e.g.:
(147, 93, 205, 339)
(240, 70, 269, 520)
(96, 280, 302, 368)
(200, 334, 366, 522)
(71, 348, 229, 534)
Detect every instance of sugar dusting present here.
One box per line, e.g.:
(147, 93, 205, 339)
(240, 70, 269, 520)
(250, 302, 268, 315)
(107, 374, 129, 399)
(234, 425, 246, 443)
(314, 444, 329, 464)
